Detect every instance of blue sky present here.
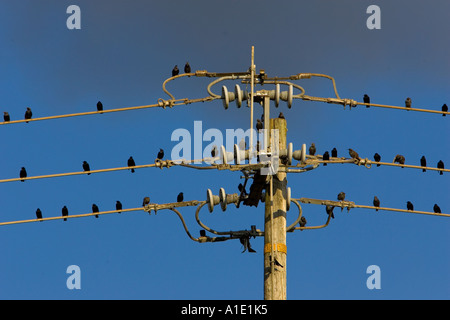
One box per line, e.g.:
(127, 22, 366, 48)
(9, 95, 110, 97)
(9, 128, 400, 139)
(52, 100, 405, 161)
(0, 0, 449, 299)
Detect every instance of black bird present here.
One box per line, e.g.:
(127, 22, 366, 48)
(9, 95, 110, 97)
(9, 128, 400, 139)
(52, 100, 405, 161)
(96, 101, 103, 112)
(256, 119, 263, 131)
(157, 148, 164, 160)
(322, 151, 329, 166)
(442, 103, 448, 116)
(127, 156, 136, 173)
(3, 112, 10, 122)
(363, 94, 370, 108)
(36, 208, 43, 220)
(420, 156, 427, 172)
(405, 97, 412, 110)
(437, 160, 444, 175)
(373, 153, 381, 166)
(82, 161, 91, 175)
(433, 204, 441, 214)
(24, 107, 32, 123)
(348, 148, 360, 161)
(142, 196, 150, 207)
(172, 65, 179, 77)
(177, 192, 184, 203)
(62, 206, 69, 221)
(19, 167, 27, 182)
(373, 196, 380, 211)
(238, 183, 248, 196)
(331, 148, 338, 158)
(309, 143, 316, 156)
(92, 204, 99, 218)
(406, 201, 414, 211)
(326, 205, 335, 219)
(184, 62, 191, 74)
(116, 201, 122, 213)
(278, 112, 285, 119)
(393, 154, 405, 168)
(337, 192, 346, 201)
(211, 145, 218, 158)
(299, 216, 307, 229)
(199, 230, 206, 237)
(239, 235, 256, 253)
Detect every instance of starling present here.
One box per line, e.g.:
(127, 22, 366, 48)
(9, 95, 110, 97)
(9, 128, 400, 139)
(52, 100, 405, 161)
(331, 148, 338, 158)
(172, 65, 179, 77)
(177, 192, 184, 202)
(442, 103, 448, 116)
(373, 196, 380, 211)
(326, 205, 335, 219)
(24, 107, 32, 123)
(19, 167, 27, 182)
(200, 230, 206, 237)
(348, 148, 360, 160)
(127, 156, 136, 173)
(82, 161, 91, 175)
(256, 119, 263, 131)
(278, 112, 285, 119)
(92, 204, 99, 218)
(3, 112, 10, 122)
(437, 160, 444, 175)
(393, 154, 405, 168)
(36, 208, 43, 220)
(374, 153, 381, 166)
(96, 101, 103, 112)
(157, 148, 164, 160)
(211, 145, 218, 158)
(405, 97, 412, 110)
(184, 62, 191, 74)
(62, 206, 69, 221)
(309, 143, 316, 156)
(142, 196, 150, 207)
(337, 192, 346, 201)
(239, 235, 256, 253)
(322, 151, 329, 166)
(363, 94, 370, 108)
(406, 201, 414, 211)
(116, 201, 122, 213)
(299, 216, 307, 229)
(420, 156, 427, 172)
(433, 204, 441, 214)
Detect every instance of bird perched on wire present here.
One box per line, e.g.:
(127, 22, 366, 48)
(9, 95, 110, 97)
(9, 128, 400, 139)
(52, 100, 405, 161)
(36, 208, 43, 220)
(172, 65, 179, 77)
(309, 143, 316, 156)
(442, 103, 448, 116)
(373, 153, 381, 166)
(322, 151, 329, 166)
(177, 192, 184, 202)
(142, 197, 150, 207)
(337, 192, 345, 212)
(211, 145, 218, 158)
(96, 101, 103, 113)
(256, 119, 263, 132)
(299, 216, 307, 230)
(19, 167, 27, 182)
(92, 204, 99, 218)
(157, 148, 164, 160)
(363, 94, 370, 108)
(420, 156, 427, 172)
(326, 205, 335, 219)
(278, 112, 285, 119)
(433, 204, 441, 214)
(184, 62, 191, 74)
(348, 148, 361, 161)
(393, 154, 405, 168)
(62, 206, 69, 221)
(239, 235, 256, 253)
(127, 156, 136, 173)
(199, 230, 206, 237)
(3, 112, 10, 122)
(116, 201, 122, 214)
(437, 160, 444, 175)
(405, 97, 412, 110)
(82, 161, 91, 175)
(331, 148, 338, 158)
(24, 107, 32, 123)
(406, 201, 414, 211)
(373, 196, 380, 211)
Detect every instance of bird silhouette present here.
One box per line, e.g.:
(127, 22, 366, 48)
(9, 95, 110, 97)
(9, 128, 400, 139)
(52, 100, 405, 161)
(405, 97, 412, 110)
(256, 119, 263, 131)
(24, 107, 32, 123)
(97, 101, 103, 112)
(142, 197, 150, 207)
(199, 230, 206, 237)
(348, 148, 360, 161)
(92, 204, 99, 218)
(373, 196, 380, 211)
(177, 192, 184, 202)
(442, 103, 448, 116)
(82, 161, 91, 175)
(420, 156, 427, 172)
(19, 167, 27, 182)
(309, 143, 316, 156)
(363, 94, 370, 108)
(211, 145, 218, 158)
(3, 112, 10, 122)
(127, 156, 136, 173)
(62, 206, 69, 221)
(393, 154, 405, 168)
(157, 148, 164, 160)
(406, 201, 414, 211)
(322, 151, 329, 166)
(437, 160, 444, 175)
(331, 148, 338, 158)
(184, 62, 191, 74)
(278, 112, 285, 119)
(433, 204, 441, 214)
(373, 153, 381, 166)
(299, 216, 307, 230)
(337, 192, 345, 212)
(116, 201, 122, 213)
(239, 235, 256, 253)
(326, 205, 335, 219)
(172, 65, 179, 77)
(36, 208, 43, 220)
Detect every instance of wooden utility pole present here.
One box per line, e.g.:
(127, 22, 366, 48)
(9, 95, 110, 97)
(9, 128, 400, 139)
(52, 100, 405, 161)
(264, 109, 288, 300)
